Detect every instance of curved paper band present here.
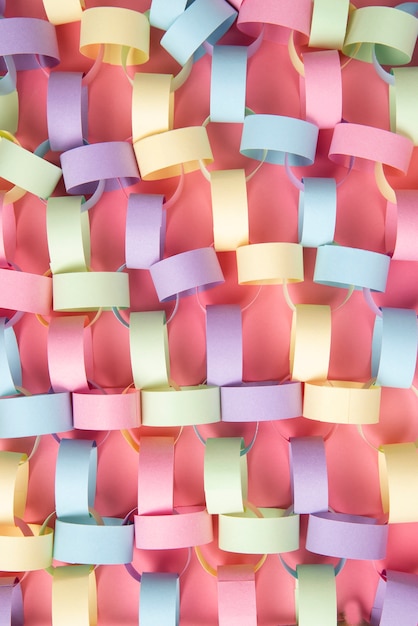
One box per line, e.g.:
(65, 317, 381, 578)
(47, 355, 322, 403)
(52, 271, 130, 311)
(134, 126, 213, 180)
(55, 439, 97, 521)
(125, 194, 165, 269)
(298, 178, 337, 246)
(289, 436, 328, 514)
(72, 388, 140, 431)
(379, 442, 418, 523)
(150, 247, 224, 302)
(149, 0, 188, 31)
(129, 311, 170, 390)
(43, 0, 84, 25)
(372, 307, 418, 389)
(61, 142, 140, 195)
(160, 0, 237, 66)
(306, 511, 388, 560)
(303, 381, 381, 424)
(132, 73, 173, 142)
(139, 572, 179, 626)
(314, 245, 390, 292)
(290, 304, 331, 382)
(371, 570, 418, 626)
(141, 385, 220, 427)
(309, 0, 350, 49)
(217, 564, 257, 626)
(0, 579, 24, 626)
(0, 392, 73, 438)
(237, 0, 312, 43)
(220, 381, 302, 422)
(0, 18, 60, 69)
(301, 51, 342, 130)
(240, 114, 318, 166)
(204, 437, 248, 514)
(210, 170, 249, 251)
(390, 67, 418, 145)
(80, 7, 149, 65)
(329, 122, 413, 174)
(0, 267, 52, 315)
(47, 72, 87, 152)
(48, 316, 92, 393)
(342, 6, 418, 65)
(0, 196, 16, 268)
(137, 437, 174, 515)
(0, 90, 18, 135)
(386, 190, 418, 260)
(47, 196, 90, 274)
(206, 304, 242, 386)
(0, 451, 28, 526)
(210, 46, 247, 123)
(52, 565, 97, 626)
(0, 318, 22, 396)
(236, 243, 304, 285)
(135, 506, 213, 549)
(296, 564, 337, 626)
(219, 507, 300, 554)
(0, 524, 53, 571)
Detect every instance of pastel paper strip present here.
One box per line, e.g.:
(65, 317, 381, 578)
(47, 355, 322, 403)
(237, 0, 312, 43)
(160, 0, 237, 66)
(308, 0, 350, 49)
(296, 564, 336, 626)
(0, 579, 23, 626)
(290, 305, 331, 382)
(149, 0, 188, 31)
(379, 443, 418, 523)
(0, 452, 28, 526)
(135, 507, 213, 549)
(376, 570, 418, 626)
(47, 196, 90, 274)
(141, 385, 220, 427)
(387, 191, 418, 260)
(48, 316, 92, 393)
(217, 565, 257, 626)
(0, 392, 73, 438)
(55, 439, 97, 521)
(210, 170, 249, 251)
(303, 381, 381, 424)
(220, 381, 302, 422)
(139, 573, 179, 626)
(236, 243, 304, 284)
(43, 0, 84, 25)
(0, 525, 54, 571)
(301, 52, 342, 130)
(218, 508, 300, 554)
(52, 271, 130, 311)
(150, 247, 224, 302)
(125, 194, 165, 269)
(129, 311, 170, 389)
(313, 245, 390, 292)
(372, 307, 418, 389)
(390, 68, 418, 145)
(60, 142, 140, 195)
(53, 517, 134, 565)
(204, 437, 248, 514)
(52, 566, 97, 626)
(0, 318, 22, 396)
(289, 437, 328, 514)
(72, 388, 140, 431)
(0, 56, 16, 97)
(0, 18, 60, 69)
(210, 46, 247, 123)
(133, 127, 213, 180)
(132, 73, 173, 143)
(137, 437, 174, 515)
(47, 72, 87, 152)
(306, 512, 388, 560)
(80, 7, 150, 65)
(0, 196, 16, 268)
(298, 178, 337, 246)
(240, 114, 319, 166)
(0, 268, 52, 315)
(206, 304, 243, 386)
(0, 91, 18, 134)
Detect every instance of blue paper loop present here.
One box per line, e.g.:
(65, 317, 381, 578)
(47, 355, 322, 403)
(298, 178, 337, 247)
(210, 46, 247, 123)
(149, 0, 188, 31)
(55, 439, 97, 521)
(0, 318, 22, 397)
(314, 245, 390, 292)
(0, 392, 73, 438)
(139, 572, 180, 626)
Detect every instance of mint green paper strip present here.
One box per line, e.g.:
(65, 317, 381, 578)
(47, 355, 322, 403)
(390, 68, 418, 145)
(53, 271, 130, 311)
(141, 385, 221, 426)
(129, 311, 170, 389)
(204, 437, 248, 514)
(47, 196, 90, 274)
(296, 564, 336, 626)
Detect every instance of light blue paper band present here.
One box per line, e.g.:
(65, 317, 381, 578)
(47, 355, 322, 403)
(139, 573, 180, 626)
(0, 318, 22, 397)
(149, 0, 188, 31)
(210, 45, 247, 123)
(240, 114, 319, 166)
(53, 517, 134, 565)
(0, 392, 72, 438)
(160, 0, 237, 66)
(55, 439, 97, 521)
(396, 3, 418, 15)
(314, 245, 390, 292)
(372, 307, 418, 388)
(298, 178, 337, 247)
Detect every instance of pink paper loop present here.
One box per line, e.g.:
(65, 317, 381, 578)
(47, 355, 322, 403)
(0, 194, 16, 269)
(125, 194, 166, 270)
(217, 564, 257, 626)
(289, 436, 329, 514)
(206, 304, 243, 386)
(137, 437, 174, 515)
(371, 570, 418, 626)
(0, 266, 52, 316)
(0, 17, 60, 70)
(150, 247, 224, 302)
(220, 381, 302, 423)
(386, 190, 418, 261)
(237, 0, 312, 44)
(135, 506, 213, 550)
(300, 50, 342, 130)
(47, 72, 88, 152)
(60, 142, 140, 195)
(72, 387, 140, 431)
(47, 315, 92, 393)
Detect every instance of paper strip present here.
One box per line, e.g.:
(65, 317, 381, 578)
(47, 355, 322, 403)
(48, 316, 91, 393)
(0, 579, 23, 626)
(386, 190, 418, 260)
(210, 46, 247, 123)
(125, 194, 166, 269)
(0, 524, 53, 571)
(47, 72, 87, 152)
(296, 564, 336, 626)
(0, 451, 28, 526)
(0, 91, 18, 134)
(52, 565, 97, 626)
(372, 570, 418, 626)
(379, 442, 418, 523)
(0, 267, 52, 316)
(237, 0, 312, 42)
(149, 0, 188, 31)
(0, 318, 22, 396)
(130, 311, 170, 389)
(308, 0, 349, 49)
(43, 0, 84, 25)
(390, 68, 418, 145)
(52, 271, 130, 311)
(289, 437, 328, 514)
(135, 506, 213, 549)
(139, 573, 179, 626)
(0, 392, 73, 438)
(0, 17, 60, 69)
(303, 381, 381, 424)
(290, 305, 331, 382)
(298, 178, 337, 247)
(217, 565, 257, 626)
(236, 243, 304, 284)
(141, 385, 221, 427)
(220, 381, 303, 422)
(137, 437, 174, 515)
(206, 304, 242, 386)
(132, 73, 173, 142)
(210, 170, 249, 251)
(204, 437, 248, 514)
(55, 439, 97, 521)
(47, 196, 90, 274)
(314, 245, 390, 292)
(72, 388, 140, 431)
(301, 52, 342, 130)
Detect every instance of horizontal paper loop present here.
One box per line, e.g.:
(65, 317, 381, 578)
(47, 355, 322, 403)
(0, 267, 52, 315)
(290, 436, 328, 514)
(314, 245, 390, 292)
(47, 196, 90, 274)
(0, 318, 22, 396)
(309, 0, 350, 49)
(0, 524, 53, 571)
(298, 178, 337, 247)
(0, 451, 28, 526)
(0, 18, 60, 69)
(72, 388, 140, 431)
(52, 565, 97, 626)
(290, 304, 331, 382)
(139, 572, 179, 626)
(236, 243, 304, 285)
(43, 0, 84, 25)
(220, 381, 302, 422)
(129, 311, 170, 390)
(52, 271, 130, 311)
(135, 506, 213, 549)
(125, 194, 166, 269)
(379, 443, 418, 523)
(0, 392, 73, 437)
(303, 381, 381, 424)
(141, 385, 221, 427)
(132, 73, 173, 142)
(237, 0, 312, 42)
(296, 564, 337, 626)
(206, 304, 243, 387)
(204, 437, 248, 514)
(137, 437, 174, 515)
(210, 170, 249, 251)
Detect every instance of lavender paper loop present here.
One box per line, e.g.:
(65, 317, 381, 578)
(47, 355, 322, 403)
(371, 571, 418, 626)
(289, 436, 329, 514)
(0, 579, 23, 626)
(149, 247, 224, 302)
(220, 381, 302, 422)
(125, 194, 166, 269)
(47, 72, 88, 152)
(0, 18, 60, 69)
(60, 142, 140, 195)
(306, 511, 388, 561)
(206, 305, 243, 386)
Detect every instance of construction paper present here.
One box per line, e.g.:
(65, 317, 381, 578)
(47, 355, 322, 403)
(210, 169, 249, 251)
(139, 572, 179, 626)
(46, 196, 90, 274)
(72, 387, 140, 431)
(125, 194, 166, 269)
(290, 304, 331, 381)
(210, 46, 247, 123)
(132, 73, 173, 142)
(371, 570, 418, 626)
(206, 304, 243, 386)
(289, 436, 328, 514)
(298, 178, 337, 246)
(378, 442, 418, 523)
(296, 564, 337, 626)
(308, 0, 350, 49)
(137, 436, 174, 515)
(52, 565, 97, 626)
(217, 564, 257, 626)
(129, 310, 170, 389)
(0, 318, 21, 396)
(135, 506, 213, 549)
(204, 437, 248, 514)
(55, 439, 97, 521)
(47, 316, 92, 392)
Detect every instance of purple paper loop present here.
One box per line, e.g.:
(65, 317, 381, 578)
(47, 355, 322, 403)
(0, 578, 23, 626)
(206, 305, 243, 386)
(220, 381, 302, 422)
(0, 18, 60, 70)
(125, 194, 166, 269)
(149, 247, 224, 302)
(306, 511, 388, 561)
(289, 436, 329, 514)
(47, 72, 88, 152)
(371, 570, 418, 626)
(60, 142, 140, 195)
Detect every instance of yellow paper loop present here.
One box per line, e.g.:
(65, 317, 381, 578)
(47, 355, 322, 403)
(290, 305, 331, 382)
(210, 170, 249, 251)
(47, 196, 90, 274)
(303, 380, 381, 424)
(52, 565, 97, 626)
(309, 0, 350, 50)
(0, 452, 28, 526)
(0, 523, 53, 571)
(379, 442, 418, 523)
(43, 0, 84, 25)
(141, 385, 221, 427)
(129, 311, 170, 389)
(296, 564, 337, 626)
(52, 272, 130, 311)
(236, 243, 304, 285)
(204, 438, 248, 514)
(390, 67, 418, 145)
(132, 73, 174, 143)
